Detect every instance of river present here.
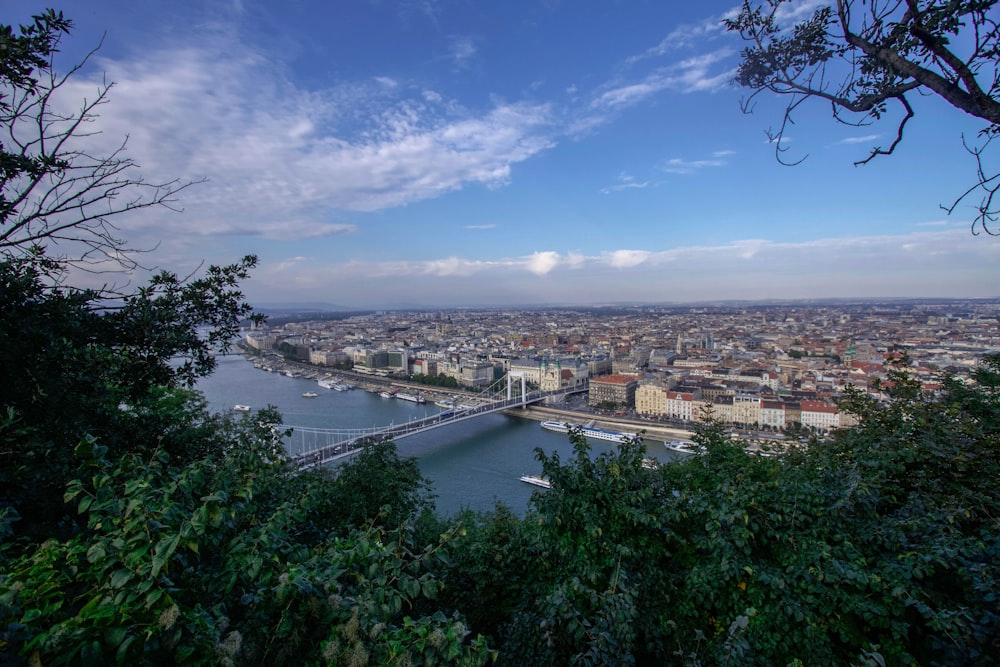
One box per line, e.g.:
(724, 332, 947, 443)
(198, 355, 682, 517)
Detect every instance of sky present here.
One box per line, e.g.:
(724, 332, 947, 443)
(8, 0, 999, 308)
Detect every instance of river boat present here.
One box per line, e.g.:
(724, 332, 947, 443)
(664, 440, 703, 456)
(332, 383, 354, 391)
(540, 420, 570, 433)
(519, 475, 552, 489)
(379, 390, 395, 399)
(540, 420, 635, 444)
(317, 378, 337, 389)
(396, 393, 426, 404)
(302, 391, 319, 398)
(233, 404, 251, 412)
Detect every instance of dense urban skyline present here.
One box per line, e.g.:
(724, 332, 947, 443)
(17, 0, 998, 307)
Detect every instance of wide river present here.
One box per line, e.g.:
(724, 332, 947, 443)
(198, 355, 682, 517)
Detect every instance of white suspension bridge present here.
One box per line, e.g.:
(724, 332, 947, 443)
(286, 373, 586, 469)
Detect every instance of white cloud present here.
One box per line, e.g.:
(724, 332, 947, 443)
(600, 171, 651, 194)
(59, 38, 555, 250)
(466, 224, 496, 230)
(605, 249, 651, 269)
(526, 251, 561, 276)
(837, 134, 881, 145)
(626, 11, 733, 64)
(593, 49, 735, 111)
(660, 156, 728, 174)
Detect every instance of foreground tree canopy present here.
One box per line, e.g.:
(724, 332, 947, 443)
(2, 9, 998, 666)
(727, 0, 1000, 234)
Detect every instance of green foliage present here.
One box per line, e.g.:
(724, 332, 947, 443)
(0, 421, 493, 665)
(431, 360, 1000, 665)
(406, 373, 461, 389)
(0, 253, 260, 541)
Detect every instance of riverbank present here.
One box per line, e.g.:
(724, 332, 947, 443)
(504, 404, 698, 444)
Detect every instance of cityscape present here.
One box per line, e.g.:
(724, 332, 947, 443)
(242, 298, 1000, 435)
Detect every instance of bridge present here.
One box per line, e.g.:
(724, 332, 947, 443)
(286, 373, 586, 469)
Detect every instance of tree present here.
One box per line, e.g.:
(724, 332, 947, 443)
(726, 0, 1000, 234)
(1, 9, 198, 269)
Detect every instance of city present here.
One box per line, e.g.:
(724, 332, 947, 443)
(242, 298, 1000, 435)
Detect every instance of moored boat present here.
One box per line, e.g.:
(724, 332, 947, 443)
(664, 440, 703, 455)
(233, 404, 251, 412)
(396, 393, 426, 403)
(519, 475, 552, 489)
(540, 420, 570, 433)
(540, 420, 636, 444)
(302, 391, 319, 398)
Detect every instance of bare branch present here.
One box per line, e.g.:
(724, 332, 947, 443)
(727, 0, 1000, 234)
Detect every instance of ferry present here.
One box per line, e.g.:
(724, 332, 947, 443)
(664, 440, 703, 456)
(379, 390, 396, 399)
(233, 404, 251, 412)
(396, 393, 426, 404)
(540, 420, 636, 444)
(302, 391, 319, 398)
(317, 378, 337, 390)
(519, 475, 552, 489)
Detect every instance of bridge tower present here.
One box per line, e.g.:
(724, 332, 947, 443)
(506, 371, 527, 407)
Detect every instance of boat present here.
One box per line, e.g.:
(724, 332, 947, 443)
(519, 475, 552, 489)
(332, 383, 354, 391)
(302, 391, 319, 398)
(317, 378, 337, 389)
(664, 440, 703, 456)
(233, 404, 251, 412)
(396, 393, 426, 404)
(540, 420, 636, 444)
(379, 390, 395, 399)
(540, 420, 570, 433)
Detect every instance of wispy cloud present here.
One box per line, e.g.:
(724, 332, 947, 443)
(600, 171, 650, 194)
(626, 10, 735, 64)
(592, 49, 735, 111)
(837, 134, 881, 145)
(449, 35, 477, 68)
(660, 154, 730, 174)
(466, 224, 496, 230)
(63, 37, 555, 248)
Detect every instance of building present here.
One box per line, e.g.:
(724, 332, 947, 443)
(588, 374, 638, 409)
(665, 391, 697, 421)
(635, 382, 667, 417)
(800, 400, 840, 431)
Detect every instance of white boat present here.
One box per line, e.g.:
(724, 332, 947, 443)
(664, 440, 703, 455)
(379, 391, 395, 399)
(396, 393, 426, 404)
(540, 420, 636, 444)
(541, 420, 570, 433)
(317, 378, 336, 389)
(332, 383, 354, 391)
(233, 404, 251, 412)
(519, 475, 552, 489)
(302, 391, 319, 398)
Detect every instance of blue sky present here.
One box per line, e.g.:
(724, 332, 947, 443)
(12, 0, 998, 307)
